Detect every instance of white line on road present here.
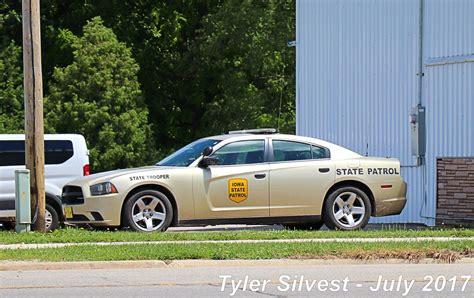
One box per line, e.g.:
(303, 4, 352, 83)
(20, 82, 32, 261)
(0, 236, 472, 250)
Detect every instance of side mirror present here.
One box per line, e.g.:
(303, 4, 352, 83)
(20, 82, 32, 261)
(202, 146, 213, 157)
(199, 156, 219, 168)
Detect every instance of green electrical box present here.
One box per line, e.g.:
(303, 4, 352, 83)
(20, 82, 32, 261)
(15, 169, 31, 233)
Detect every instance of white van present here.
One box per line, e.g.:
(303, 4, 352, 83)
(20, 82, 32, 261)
(0, 134, 89, 230)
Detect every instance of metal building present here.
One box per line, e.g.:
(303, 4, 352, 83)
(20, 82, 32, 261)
(296, 0, 474, 225)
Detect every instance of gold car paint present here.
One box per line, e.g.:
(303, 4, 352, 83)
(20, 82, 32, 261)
(192, 163, 270, 219)
(268, 159, 335, 216)
(63, 133, 407, 227)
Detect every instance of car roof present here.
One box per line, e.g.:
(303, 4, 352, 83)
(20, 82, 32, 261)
(204, 133, 362, 159)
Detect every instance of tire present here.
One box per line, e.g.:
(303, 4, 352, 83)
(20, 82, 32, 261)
(1, 221, 14, 230)
(45, 204, 59, 231)
(124, 190, 173, 232)
(323, 186, 371, 231)
(283, 221, 324, 230)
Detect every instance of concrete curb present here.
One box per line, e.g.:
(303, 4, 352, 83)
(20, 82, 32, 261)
(1, 258, 473, 271)
(0, 260, 168, 271)
(1, 236, 473, 250)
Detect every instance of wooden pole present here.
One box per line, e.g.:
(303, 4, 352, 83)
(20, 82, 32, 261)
(22, 0, 45, 232)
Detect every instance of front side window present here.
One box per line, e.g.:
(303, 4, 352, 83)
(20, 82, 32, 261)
(211, 140, 265, 166)
(273, 140, 312, 162)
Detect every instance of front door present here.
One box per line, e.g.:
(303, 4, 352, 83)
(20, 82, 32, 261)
(193, 139, 269, 219)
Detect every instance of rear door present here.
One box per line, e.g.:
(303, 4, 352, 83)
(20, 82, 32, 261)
(193, 139, 270, 219)
(269, 140, 335, 216)
(44, 139, 81, 195)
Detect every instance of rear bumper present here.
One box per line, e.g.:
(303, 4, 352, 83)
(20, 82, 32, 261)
(374, 181, 407, 217)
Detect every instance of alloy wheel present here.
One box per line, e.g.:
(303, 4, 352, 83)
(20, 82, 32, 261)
(131, 195, 167, 232)
(332, 191, 366, 228)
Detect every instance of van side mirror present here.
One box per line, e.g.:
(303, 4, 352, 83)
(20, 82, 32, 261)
(202, 146, 213, 157)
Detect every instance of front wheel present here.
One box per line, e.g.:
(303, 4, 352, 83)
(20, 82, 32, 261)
(323, 186, 371, 230)
(124, 190, 173, 232)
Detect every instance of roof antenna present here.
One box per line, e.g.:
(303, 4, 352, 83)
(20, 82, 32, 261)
(365, 142, 369, 157)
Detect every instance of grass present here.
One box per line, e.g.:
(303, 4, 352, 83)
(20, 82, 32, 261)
(0, 240, 472, 262)
(0, 227, 473, 244)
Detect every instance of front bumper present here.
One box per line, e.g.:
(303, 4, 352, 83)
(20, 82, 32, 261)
(62, 186, 124, 227)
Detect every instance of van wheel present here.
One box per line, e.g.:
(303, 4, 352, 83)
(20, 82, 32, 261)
(1, 221, 14, 230)
(323, 186, 371, 230)
(45, 204, 59, 231)
(124, 190, 173, 232)
(283, 221, 324, 230)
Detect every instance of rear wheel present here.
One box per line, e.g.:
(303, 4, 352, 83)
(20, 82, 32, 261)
(323, 186, 371, 230)
(124, 190, 173, 232)
(283, 221, 324, 230)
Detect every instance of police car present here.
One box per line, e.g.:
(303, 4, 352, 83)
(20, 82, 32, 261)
(62, 129, 407, 232)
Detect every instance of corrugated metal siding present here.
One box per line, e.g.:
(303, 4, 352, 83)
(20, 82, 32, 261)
(297, 0, 474, 225)
(423, 0, 474, 222)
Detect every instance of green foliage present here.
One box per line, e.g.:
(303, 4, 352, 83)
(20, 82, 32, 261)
(45, 17, 155, 172)
(194, 0, 296, 135)
(0, 1, 296, 167)
(0, 40, 23, 133)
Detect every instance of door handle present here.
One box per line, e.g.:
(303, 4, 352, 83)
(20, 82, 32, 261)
(318, 168, 330, 173)
(254, 173, 266, 179)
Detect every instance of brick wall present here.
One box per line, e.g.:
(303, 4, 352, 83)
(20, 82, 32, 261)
(436, 158, 474, 227)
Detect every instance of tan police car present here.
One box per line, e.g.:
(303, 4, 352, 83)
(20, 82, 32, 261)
(62, 129, 407, 232)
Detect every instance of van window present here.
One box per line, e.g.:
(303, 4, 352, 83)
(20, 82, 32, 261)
(0, 140, 74, 166)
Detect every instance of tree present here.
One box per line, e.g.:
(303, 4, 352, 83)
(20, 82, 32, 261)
(0, 40, 23, 133)
(45, 17, 155, 172)
(0, 1, 23, 133)
(193, 0, 296, 135)
(1, 0, 296, 161)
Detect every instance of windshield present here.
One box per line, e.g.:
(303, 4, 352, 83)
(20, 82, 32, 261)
(156, 138, 221, 167)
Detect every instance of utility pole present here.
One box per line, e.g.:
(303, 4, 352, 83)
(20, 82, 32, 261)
(22, 0, 45, 232)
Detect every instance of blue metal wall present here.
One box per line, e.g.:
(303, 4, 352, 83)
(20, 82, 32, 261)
(296, 0, 474, 225)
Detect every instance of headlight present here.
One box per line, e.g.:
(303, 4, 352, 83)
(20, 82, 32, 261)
(90, 182, 118, 196)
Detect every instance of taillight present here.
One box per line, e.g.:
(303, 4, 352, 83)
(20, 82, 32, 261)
(83, 164, 90, 176)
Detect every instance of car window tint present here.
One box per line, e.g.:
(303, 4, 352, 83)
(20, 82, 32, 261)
(0, 140, 74, 166)
(45, 140, 74, 164)
(273, 140, 312, 162)
(0, 141, 24, 166)
(212, 140, 265, 165)
(311, 145, 330, 159)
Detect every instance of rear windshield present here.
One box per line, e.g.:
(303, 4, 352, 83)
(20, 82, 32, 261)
(0, 140, 74, 166)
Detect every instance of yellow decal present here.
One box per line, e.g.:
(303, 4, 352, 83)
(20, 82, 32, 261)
(228, 178, 248, 203)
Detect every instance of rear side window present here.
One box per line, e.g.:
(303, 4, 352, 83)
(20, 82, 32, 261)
(311, 145, 331, 159)
(273, 141, 312, 162)
(273, 140, 331, 162)
(0, 140, 74, 166)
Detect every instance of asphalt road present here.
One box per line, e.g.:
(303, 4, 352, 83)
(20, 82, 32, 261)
(0, 261, 472, 297)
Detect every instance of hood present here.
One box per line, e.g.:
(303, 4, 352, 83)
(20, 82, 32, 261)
(67, 166, 177, 185)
